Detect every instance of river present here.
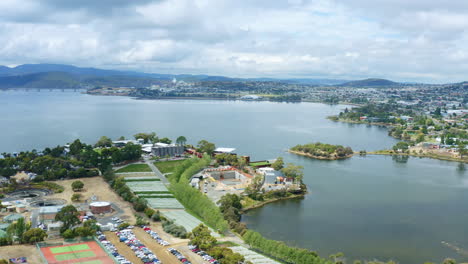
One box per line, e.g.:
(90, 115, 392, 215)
(1, 90, 467, 263)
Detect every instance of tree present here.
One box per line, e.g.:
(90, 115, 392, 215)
(74, 226, 96, 237)
(272, 157, 284, 171)
(392, 142, 409, 152)
(22, 228, 47, 244)
(281, 163, 304, 183)
(62, 229, 75, 239)
(176, 136, 187, 146)
(69, 139, 84, 156)
(7, 217, 30, 243)
(55, 205, 80, 232)
(95, 136, 112, 147)
(71, 180, 84, 191)
(157, 137, 171, 144)
(197, 140, 216, 155)
(118, 136, 125, 140)
(189, 224, 217, 250)
(71, 193, 82, 202)
(134, 132, 157, 143)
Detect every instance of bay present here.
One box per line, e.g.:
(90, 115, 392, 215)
(1, 90, 467, 263)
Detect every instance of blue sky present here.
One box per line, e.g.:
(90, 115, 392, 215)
(0, 0, 467, 83)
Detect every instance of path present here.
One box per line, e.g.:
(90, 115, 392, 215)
(145, 157, 170, 185)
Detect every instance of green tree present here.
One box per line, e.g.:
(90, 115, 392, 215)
(73, 226, 96, 237)
(55, 205, 80, 232)
(272, 157, 284, 171)
(176, 136, 187, 146)
(7, 217, 30, 243)
(134, 132, 157, 143)
(197, 140, 216, 155)
(71, 180, 84, 191)
(392, 142, 409, 152)
(62, 229, 75, 239)
(22, 228, 48, 244)
(189, 224, 217, 250)
(71, 193, 82, 202)
(281, 163, 304, 183)
(69, 139, 84, 156)
(95, 136, 112, 147)
(159, 137, 172, 144)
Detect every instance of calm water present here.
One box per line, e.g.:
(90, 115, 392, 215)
(1, 90, 467, 263)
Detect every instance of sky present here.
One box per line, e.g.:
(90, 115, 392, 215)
(0, 0, 468, 83)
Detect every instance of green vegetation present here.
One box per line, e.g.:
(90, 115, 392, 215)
(71, 193, 82, 202)
(71, 180, 84, 191)
(123, 178, 160, 182)
(189, 224, 245, 264)
(243, 230, 333, 264)
(154, 159, 187, 174)
(290, 142, 353, 160)
(0, 137, 142, 181)
(271, 157, 284, 171)
(249, 161, 270, 167)
(55, 205, 80, 233)
(197, 140, 216, 155)
(168, 156, 229, 232)
(162, 219, 188, 238)
(138, 195, 174, 198)
(31, 181, 64, 193)
(134, 191, 171, 194)
(115, 163, 151, 173)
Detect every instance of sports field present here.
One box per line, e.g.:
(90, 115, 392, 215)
(40, 241, 114, 264)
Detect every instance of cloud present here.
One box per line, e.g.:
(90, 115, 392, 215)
(0, 0, 467, 83)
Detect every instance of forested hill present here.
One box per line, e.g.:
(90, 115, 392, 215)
(338, 78, 400, 88)
(0, 71, 166, 89)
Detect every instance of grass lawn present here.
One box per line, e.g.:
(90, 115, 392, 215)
(249, 161, 270, 167)
(115, 163, 151, 173)
(154, 159, 186, 174)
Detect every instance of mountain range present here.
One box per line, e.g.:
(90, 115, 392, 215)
(0, 63, 451, 89)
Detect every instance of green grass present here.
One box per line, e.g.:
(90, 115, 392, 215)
(138, 195, 175, 198)
(249, 161, 270, 167)
(134, 191, 171, 194)
(115, 164, 152, 173)
(154, 159, 186, 174)
(54, 251, 95, 261)
(124, 178, 160, 182)
(50, 244, 90, 254)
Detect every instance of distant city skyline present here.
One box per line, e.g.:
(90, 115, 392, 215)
(1, 0, 467, 83)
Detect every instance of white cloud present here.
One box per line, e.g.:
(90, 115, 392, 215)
(0, 0, 467, 82)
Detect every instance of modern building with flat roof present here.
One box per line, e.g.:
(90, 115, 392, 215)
(152, 144, 184, 157)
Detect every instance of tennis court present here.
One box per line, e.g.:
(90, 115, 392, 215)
(39, 241, 115, 264)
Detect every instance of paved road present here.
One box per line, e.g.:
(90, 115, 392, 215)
(145, 158, 170, 185)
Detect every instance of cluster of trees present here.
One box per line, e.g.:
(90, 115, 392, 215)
(197, 140, 216, 155)
(169, 156, 228, 232)
(55, 205, 99, 238)
(214, 153, 247, 169)
(0, 137, 143, 180)
(217, 194, 246, 234)
(243, 230, 334, 264)
(162, 219, 188, 238)
(189, 224, 246, 264)
(392, 142, 410, 152)
(0, 217, 48, 245)
(291, 142, 353, 159)
(111, 176, 148, 212)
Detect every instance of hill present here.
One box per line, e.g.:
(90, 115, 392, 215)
(339, 78, 400, 88)
(0, 71, 167, 89)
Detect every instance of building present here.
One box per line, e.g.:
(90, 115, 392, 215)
(3, 213, 24, 223)
(39, 205, 64, 223)
(151, 143, 184, 157)
(89, 201, 112, 214)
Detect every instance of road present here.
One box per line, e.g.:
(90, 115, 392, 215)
(145, 158, 170, 185)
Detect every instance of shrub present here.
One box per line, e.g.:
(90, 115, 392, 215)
(62, 229, 75, 239)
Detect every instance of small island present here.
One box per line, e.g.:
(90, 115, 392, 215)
(289, 142, 354, 160)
